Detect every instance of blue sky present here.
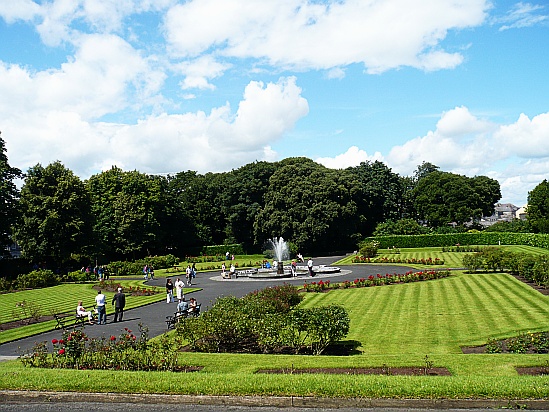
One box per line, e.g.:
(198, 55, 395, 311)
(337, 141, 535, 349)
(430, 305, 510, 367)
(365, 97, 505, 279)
(1, 0, 548, 207)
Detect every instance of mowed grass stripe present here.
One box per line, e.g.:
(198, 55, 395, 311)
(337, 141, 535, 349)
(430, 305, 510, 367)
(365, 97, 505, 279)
(489, 273, 549, 316)
(468, 274, 540, 329)
(474, 274, 549, 332)
(301, 273, 549, 354)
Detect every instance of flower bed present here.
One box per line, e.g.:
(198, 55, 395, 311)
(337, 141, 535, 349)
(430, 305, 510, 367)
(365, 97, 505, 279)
(352, 255, 445, 265)
(303, 270, 450, 292)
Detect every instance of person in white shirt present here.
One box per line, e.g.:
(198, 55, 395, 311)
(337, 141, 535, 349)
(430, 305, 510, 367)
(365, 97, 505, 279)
(95, 290, 107, 324)
(76, 301, 94, 324)
(307, 258, 314, 277)
(174, 278, 185, 301)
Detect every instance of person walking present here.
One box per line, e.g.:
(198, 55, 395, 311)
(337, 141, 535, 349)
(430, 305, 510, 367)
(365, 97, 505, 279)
(307, 258, 314, 277)
(95, 290, 107, 324)
(185, 265, 192, 286)
(165, 278, 174, 303)
(112, 287, 126, 322)
(174, 278, 185, 302)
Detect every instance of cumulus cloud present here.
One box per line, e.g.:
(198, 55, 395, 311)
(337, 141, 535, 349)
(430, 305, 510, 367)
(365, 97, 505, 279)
(3, 76, 308, 177)
(316, 146, 383, 169)
(164, 0, 489, 74)
(319, 107, 549, 205)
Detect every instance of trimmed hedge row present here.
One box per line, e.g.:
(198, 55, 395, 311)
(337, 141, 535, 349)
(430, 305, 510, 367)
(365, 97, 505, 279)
(201, 243, 245, 256)
(367, 233, 549, 249)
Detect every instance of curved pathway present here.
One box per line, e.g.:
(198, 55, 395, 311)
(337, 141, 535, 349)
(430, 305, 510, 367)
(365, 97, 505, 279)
(0, 256, 412, 358)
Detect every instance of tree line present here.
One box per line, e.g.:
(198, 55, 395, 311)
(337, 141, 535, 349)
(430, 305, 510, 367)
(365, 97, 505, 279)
(2, 133, 547, 269)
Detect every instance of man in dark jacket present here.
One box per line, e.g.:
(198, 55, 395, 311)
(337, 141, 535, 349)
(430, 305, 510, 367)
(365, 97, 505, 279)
(112, 287, 126, 322)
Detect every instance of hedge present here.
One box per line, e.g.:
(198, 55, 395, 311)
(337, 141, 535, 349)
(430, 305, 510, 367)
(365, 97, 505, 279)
(366, 233, 549, 250)
(201, 243, 245, 256)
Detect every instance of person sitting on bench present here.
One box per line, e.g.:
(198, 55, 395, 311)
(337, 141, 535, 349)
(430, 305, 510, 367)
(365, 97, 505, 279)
(176, 298, 189, 320)
(76, 301, 94, 324)
(188, 297, 199, 316)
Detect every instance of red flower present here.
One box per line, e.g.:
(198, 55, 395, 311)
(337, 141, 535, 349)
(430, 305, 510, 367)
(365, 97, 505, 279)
(58, 349, 65, 355)
(110, 335, 116, 341)
(51, 339, 58, 344)
(59, 339, 65, 344)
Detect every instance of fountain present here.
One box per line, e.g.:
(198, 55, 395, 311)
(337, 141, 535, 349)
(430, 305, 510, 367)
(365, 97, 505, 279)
(235, 237, 341, 279)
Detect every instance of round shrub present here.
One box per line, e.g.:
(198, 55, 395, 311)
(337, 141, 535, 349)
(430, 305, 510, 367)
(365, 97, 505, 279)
(14, 270, 60, 289)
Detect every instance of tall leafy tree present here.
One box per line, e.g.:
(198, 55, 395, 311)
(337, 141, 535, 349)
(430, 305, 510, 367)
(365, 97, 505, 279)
(527, 179, 549, 233)
(15, 161, 92, 266)
(87, 167, 185, 260)
(222, 161, 278, 250)
(0, 132, 22, 251)
(347, 161, 404, 236)
(254, 158, 361, 253)
(413, 171, 500, 227)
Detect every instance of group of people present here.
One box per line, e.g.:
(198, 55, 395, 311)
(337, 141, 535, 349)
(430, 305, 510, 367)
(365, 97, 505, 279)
(143, 264, 155, 280)
(176, 297, 199, 317)
(76, 288, 126, 325)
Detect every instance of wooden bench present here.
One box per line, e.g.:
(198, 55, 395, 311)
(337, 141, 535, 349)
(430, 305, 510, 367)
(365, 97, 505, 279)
(54, 307, 97, 331)
(54, 313, 84, 331)
(165, 304, 201, 329)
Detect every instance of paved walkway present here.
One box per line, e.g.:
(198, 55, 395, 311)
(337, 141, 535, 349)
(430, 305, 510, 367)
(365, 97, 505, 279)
(0, 257, 410, 358)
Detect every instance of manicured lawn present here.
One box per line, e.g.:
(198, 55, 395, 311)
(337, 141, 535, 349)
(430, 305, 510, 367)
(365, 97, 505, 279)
(300, 272, 549, 354)
(2, 261, 549, 400)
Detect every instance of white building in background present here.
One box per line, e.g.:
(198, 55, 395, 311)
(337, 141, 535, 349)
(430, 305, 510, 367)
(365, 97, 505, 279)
(479, 203, 524, 227)
(515, 205, 528, 221)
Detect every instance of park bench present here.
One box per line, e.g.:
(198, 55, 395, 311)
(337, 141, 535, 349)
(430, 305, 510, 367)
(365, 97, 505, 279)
(53, 313, 85, 331)
(54, 306, 97, 331)
(165, 304, 201, 329)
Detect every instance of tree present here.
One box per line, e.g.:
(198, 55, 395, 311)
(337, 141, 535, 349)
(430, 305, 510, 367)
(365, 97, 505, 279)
(86, 167, 187, 260)
(527, 179, 549, 233)
(413, 171, 501, 228)
(0, 132, 22, 252)
(15, 161, 92, 266)
(373, 218, 431, 236)
(254, 159, 361, 253)
(347, 161, 404, 236)
(222, 161, 277, 250)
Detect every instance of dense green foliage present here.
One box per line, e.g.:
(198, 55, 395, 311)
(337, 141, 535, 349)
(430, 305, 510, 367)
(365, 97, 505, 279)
(176, 284, 349, 355)
(15, 161, 93, 265)
(462, 248, 549, 286)
(0, 133, 22, 253)
(369, 232, 549, 249)
(527, 179, 549, 233)
(413, 171, 501, 227)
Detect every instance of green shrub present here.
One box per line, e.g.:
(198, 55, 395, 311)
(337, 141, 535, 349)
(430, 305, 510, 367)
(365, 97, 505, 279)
(0, 277, 12, 292)
(107, 261, 143, 277)
(64, 270, 94, 283)
(367, 232, 549, 249)
(14, 270, 60, 289)
(359, 240, 379, 258)
(140, 254, 179, 269)
(462, 253, 485, 272)
(176, 285, 348, 355)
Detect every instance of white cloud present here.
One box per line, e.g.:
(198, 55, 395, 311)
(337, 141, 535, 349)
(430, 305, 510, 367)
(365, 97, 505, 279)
(0, 0, 41, 23)
(2, 77, 308, 178)
(493, 112, 549, 158)
(175, 55, 231, 90)
(316, 146, 384, 169)
(164, 0, 489, 74)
